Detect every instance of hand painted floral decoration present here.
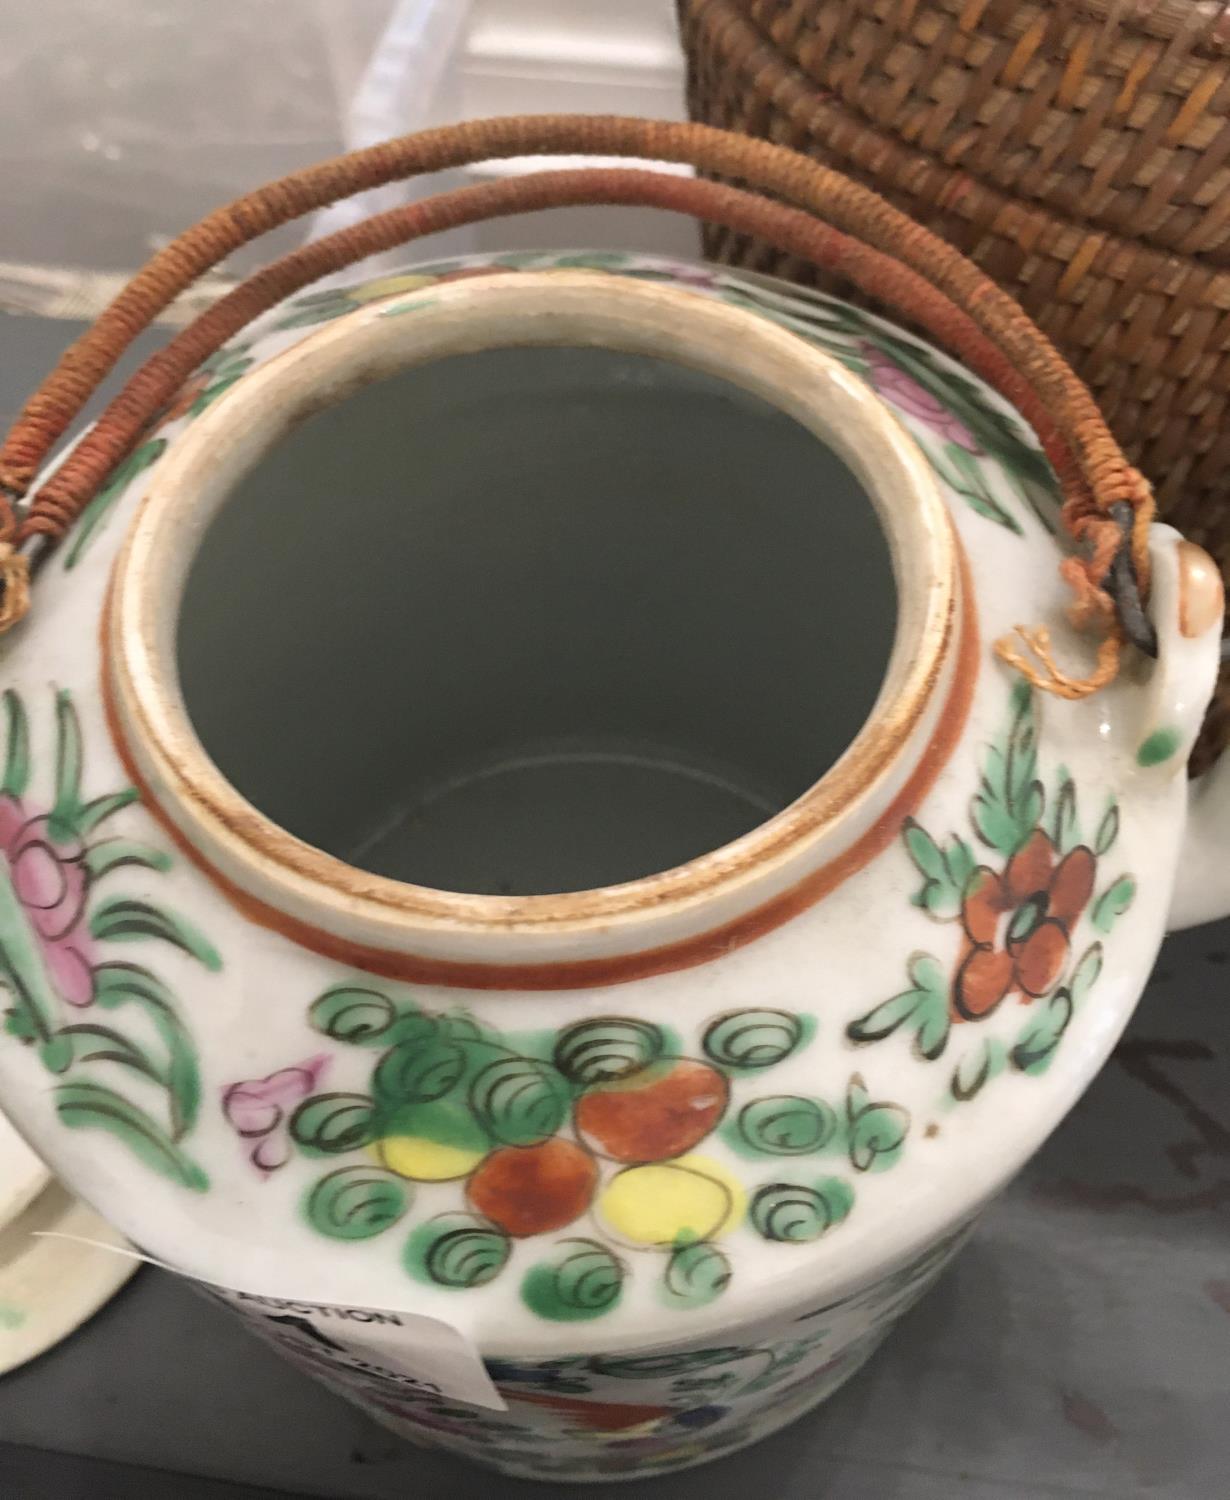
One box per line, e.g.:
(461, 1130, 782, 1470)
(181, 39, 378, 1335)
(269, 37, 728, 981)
(63, 342, 257, 570)
(222, 1055, 330, 1173)
(861, 343, 982, 453)
(65, 251, 1059, 578)
(0, 690, 217, 1189)
(848, 682, 1134, 1102)
(223, 990, 912, 1322)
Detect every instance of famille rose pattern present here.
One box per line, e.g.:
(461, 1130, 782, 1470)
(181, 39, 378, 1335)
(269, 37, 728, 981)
(0, 690, 217, 1191)
(0, 250, 1143, 1472)
(220, 989, 908, 1320)
(62, 249, 1055, 574)
(0, 253, 1111, 1307)
(848, 680, 1135, 1106)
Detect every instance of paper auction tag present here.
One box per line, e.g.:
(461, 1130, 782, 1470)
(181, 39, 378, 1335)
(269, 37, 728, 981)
(206, 1287, 507, 1411)
(34, 1233, 505, 1411)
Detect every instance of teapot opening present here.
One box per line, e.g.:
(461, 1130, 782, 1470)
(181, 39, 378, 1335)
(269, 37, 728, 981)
(109, 267, 956, 959)
(176, 341, 896, 895)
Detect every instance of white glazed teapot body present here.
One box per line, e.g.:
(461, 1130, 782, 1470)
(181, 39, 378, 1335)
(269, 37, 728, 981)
(0, 252, 1225, 1481)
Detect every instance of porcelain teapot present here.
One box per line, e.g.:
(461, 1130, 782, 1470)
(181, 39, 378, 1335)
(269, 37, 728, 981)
(0, 121, 1227, 1481)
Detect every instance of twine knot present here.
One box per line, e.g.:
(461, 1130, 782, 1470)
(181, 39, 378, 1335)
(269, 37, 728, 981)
(0, 544, 32, 633)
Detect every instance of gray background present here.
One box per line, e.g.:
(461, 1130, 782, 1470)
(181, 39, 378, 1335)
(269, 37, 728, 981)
(1, 311, 1228, 1497)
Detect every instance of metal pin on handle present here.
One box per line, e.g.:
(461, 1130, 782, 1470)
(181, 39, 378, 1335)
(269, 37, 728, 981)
(1106, 500, 1159, 659)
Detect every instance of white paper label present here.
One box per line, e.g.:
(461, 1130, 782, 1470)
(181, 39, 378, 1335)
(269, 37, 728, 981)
(33, 1232, 505, 1412)
(207, 1288, 507, 1411)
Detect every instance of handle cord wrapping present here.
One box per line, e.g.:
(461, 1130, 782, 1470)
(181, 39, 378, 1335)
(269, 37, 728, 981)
(0, 114, 1156, 695)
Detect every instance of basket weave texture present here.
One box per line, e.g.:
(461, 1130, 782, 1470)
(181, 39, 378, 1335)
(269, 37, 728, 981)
(680, 0, 1230, 585)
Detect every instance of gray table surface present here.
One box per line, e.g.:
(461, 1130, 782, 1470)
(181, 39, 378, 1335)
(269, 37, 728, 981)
(0, 312, 1227, 1498)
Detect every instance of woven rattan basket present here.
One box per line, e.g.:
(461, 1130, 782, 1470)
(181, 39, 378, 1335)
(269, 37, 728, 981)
(679, 0, 1230, 584)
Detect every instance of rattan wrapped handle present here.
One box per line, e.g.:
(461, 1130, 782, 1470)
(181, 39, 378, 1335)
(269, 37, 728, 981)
(0, 115, 1154, 695)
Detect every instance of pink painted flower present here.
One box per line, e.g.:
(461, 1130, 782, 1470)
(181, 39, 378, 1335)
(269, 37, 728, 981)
(652, 261, 717, 288)
(862, 343, 981, 453)
(222, 1054, 330, 1173)
(0, 793, 96, 1007)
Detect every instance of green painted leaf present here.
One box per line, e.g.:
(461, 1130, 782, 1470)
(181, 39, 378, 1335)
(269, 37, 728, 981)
(304, 1166, 410, 1241)
(521, 1239, 625, 1322)
(1092, 876, 1135, 934)
(309, 985, 428, 1047)
(662, 1241, 730, 1309)
(65, 438, 167, 570)
(290, 1093, 379, 1155)
(913, 1001, 952, 1060)
(971, 785, 1020, 858)
(84, 838, 172, 879)
(38, 1035, 73, 1073)
(903, 820, 946, 880)
(374, 1037, 466, 1105)
(89, 897, 221, 970)
(199, 342, 252, 376)
(93, 961, 201, 1135)
(1010, 991, 1074, 1075)
(847, 951, 951, 1060)
(702, 1009, 806, 1070)
(845, 1074, 910, 1171)
(0, 868, 62, 1044)
(2, 691, 29, 798)
(950, 1038, 1006, 1102)
(437, 1012, 484, 1043)
(719, 291, 869, 369)
(92, 961, 175, 1007)
(908, 951, 947, 995)
(189, 368, 249, 417)
(939, 443, 1023, 535)
(1094, 801, 1120, 857)
(553, 1016, 664, 1084)
(1137, 726, 1182, 767)
(1051, 773, 1080, 854)
(1070, 943, 1104, 1005)
(405, 1212, 511, 1289)
(55, 1079, 208, 1190)
(903, 819, 975, 920)
(3, 1005, 40, 1044)
(56, 1021, 163, 1087)
(945, 835, 976, 894)
(747, 1177, 854, 1242)
(736, 1095, 837, 1155)
(867, 332, 1055, 502)
(75, 789, 140, 837)
(846, 989, 919, 1041)
(971, 681, 1044, 856)
(51, 691, 83, 835)
(468, 1056, 571, 1146)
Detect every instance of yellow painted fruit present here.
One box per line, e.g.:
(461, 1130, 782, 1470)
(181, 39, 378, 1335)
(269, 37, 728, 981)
(596, 1155, 744, 1247)
(378, 1135, 485, 1182)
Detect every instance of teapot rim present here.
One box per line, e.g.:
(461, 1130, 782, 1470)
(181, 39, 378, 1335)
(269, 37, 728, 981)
(104, 267, 962, 977)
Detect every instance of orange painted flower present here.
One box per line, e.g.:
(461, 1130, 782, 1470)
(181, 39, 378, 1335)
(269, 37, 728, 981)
(953, 829, 1095, 1020)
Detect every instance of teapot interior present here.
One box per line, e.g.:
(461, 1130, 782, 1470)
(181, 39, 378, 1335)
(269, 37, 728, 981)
(176, 343, 895, 894)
